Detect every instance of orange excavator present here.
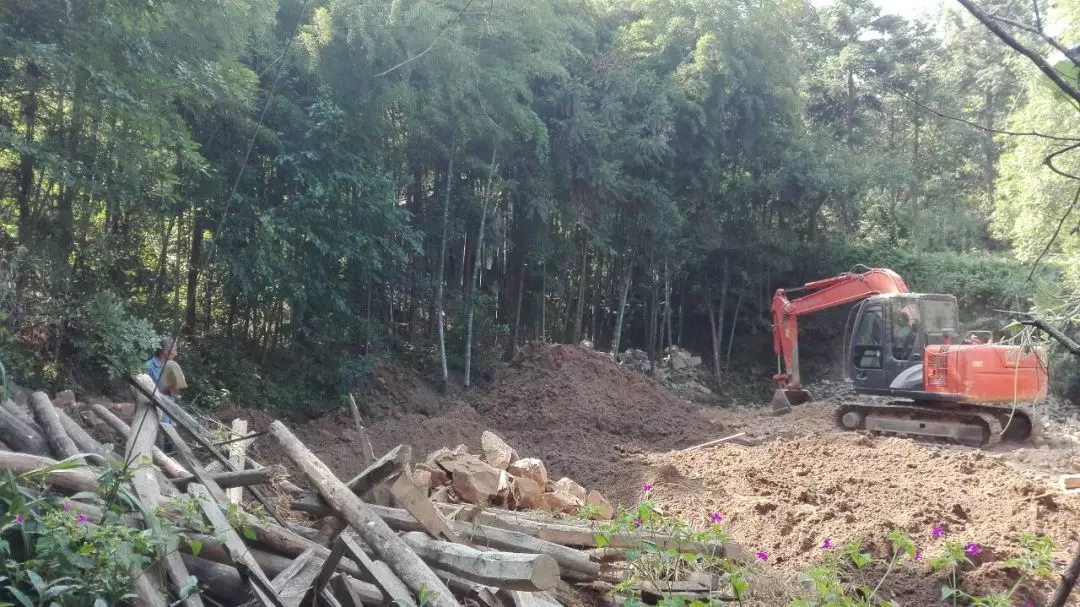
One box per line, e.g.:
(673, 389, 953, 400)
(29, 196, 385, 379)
(771, 267, 1048, 446)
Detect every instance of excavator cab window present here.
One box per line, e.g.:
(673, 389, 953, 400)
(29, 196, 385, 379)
(921, 297, 960, 345)
(852, 303, 884, 369)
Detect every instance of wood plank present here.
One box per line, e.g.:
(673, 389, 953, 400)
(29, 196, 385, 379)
(126, 399, 205, 607)
(1064, 476, 1080, 491)
(438, 504, 741, 560)
(401, 531, 559, 592)
(268, 421, 460, 607)
(369, 504, 600, 578)
(172, 467, 273, 492)
(389, 471, 460, 542)
(340, 534, 416, 607)
(435, 570, 501, 607)
(497, 589, 562, 607)
(28, 391, 80, 459)
(227, 419, 251, 504)
(270, 547, 321, 607)
(188, 482, 285, 607)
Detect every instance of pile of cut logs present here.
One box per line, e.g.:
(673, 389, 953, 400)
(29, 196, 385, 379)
(0, 375, 747, 607)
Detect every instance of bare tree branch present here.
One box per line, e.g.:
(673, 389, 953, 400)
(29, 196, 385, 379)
(373, 0, 477, 78)
(882, 83, 1080, 142)
(987, 12, 1080, 68)
(1028, 182, 1080, 281)
(954, 0, 1080, 107)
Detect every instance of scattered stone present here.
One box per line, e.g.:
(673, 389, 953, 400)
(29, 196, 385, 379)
(481, 430, 515, 470)
(426, 447, 457, 469)
(411, 467, 433, 490)
(430, 485, 452, 503)
(510, 475, 544, 509)
(446, 456, 503, 504)
(585, 490, 614, 520)
(508, 458, 548, 488)
(541, 491, 583, 515)
(416, 463, 449, 487)
(552, 477, 587, 501)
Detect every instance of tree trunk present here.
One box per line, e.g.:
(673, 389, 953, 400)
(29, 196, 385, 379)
(436, 144, 455, 388)
(16, 64, 40, 249)
(610, 261, 632, 357)
(185, 211, 203, 333)
(466, 146, 496, 389)
(707, 286, 722, 391)
(646, 256, 657, 364)
(572, 235, 588, 344)
(541, 261, 547, 342)
(725, 291, 742, 371)
(511, 258, 525, 358)
(677, 277, 685, 347)
(28, 392, 79, 459)
(663, 258, 672, 353)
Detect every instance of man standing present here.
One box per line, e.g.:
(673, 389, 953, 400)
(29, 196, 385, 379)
(147, 339, 187, 399)
(146, 339, 187, 453)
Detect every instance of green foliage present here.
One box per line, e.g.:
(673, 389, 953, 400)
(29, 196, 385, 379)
(0, 460, 181, 606)
(0, 0, 1064, 410)
(592, 492, 750, 604)
(69, 292, 160, 381)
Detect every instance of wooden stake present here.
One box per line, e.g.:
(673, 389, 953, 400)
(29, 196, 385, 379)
(678, 432, 746, 453)
(348, 394, 376, 466)
(227, 419, 251, 504)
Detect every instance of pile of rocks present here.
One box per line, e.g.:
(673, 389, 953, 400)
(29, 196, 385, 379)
(410, 430, 615, 520)
(617, 346, 719, 404)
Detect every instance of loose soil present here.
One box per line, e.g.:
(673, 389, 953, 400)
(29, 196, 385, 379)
(211, 344, 1080, 605)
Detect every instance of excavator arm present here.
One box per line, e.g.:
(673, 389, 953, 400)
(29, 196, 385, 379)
(771, 268, 909, 413)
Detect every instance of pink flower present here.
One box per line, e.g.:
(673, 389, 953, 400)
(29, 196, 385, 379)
(965, 542, 980, 557)
(931, 525, 944, 539)
(756, 551, 768, 562)
(914, 549, 923, 561)
(709, 512, 723, 524)
(62, 502, 72, 511)
(821, 538, 832, 550)
(641, 483, 653, 493)
(15, 514, 24, 524)
(633, 519, 642, 528)
(76, 513, 87, 524)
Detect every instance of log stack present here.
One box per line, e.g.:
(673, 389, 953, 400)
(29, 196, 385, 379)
(0, 378, 747, 607)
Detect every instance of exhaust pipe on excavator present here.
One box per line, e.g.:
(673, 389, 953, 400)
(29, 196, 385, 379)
(771, 388, 811, 415)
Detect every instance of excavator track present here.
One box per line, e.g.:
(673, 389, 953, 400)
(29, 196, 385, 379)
(833, 401, 1035, 448)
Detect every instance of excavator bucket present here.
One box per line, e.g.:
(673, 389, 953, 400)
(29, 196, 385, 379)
(771, 388, 811, 415)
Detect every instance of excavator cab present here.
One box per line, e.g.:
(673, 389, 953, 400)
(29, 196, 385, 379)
(842, 293, 961, 396)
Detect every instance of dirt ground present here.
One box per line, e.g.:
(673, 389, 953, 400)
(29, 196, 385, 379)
(220, 344, 1080, 606)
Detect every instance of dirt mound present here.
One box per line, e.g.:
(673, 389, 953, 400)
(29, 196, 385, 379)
(362, 344, 722, 495)
(636, 430, 1080, 603)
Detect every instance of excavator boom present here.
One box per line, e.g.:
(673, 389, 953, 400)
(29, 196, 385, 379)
(771, 268, 909, 413)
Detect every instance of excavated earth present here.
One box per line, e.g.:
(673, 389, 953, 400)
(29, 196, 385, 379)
(228, 344, 1080, 606)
